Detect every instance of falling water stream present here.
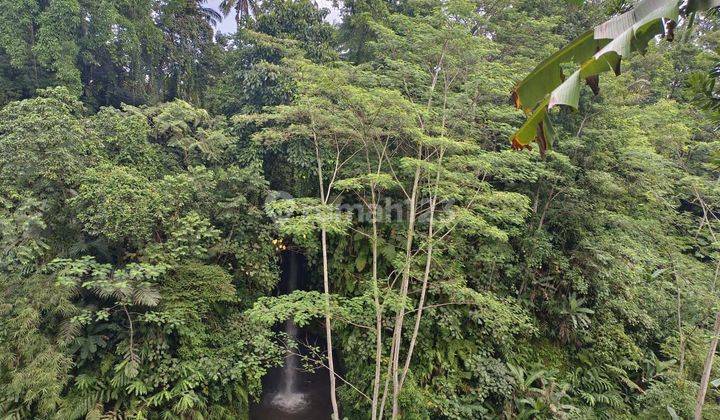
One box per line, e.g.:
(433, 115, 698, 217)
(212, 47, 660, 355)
(250, 251, 334, 419)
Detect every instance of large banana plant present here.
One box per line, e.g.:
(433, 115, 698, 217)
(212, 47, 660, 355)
(510, 0, 720, 155)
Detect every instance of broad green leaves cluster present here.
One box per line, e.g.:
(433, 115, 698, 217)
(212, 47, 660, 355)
(0, 87, 281, 418)
(3, 0, 720, 418)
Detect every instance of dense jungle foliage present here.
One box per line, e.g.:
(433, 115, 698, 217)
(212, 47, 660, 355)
(3, 0, 720, 418)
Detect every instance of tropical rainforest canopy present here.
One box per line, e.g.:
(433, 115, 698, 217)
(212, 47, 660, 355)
(4, 0, 720, 419)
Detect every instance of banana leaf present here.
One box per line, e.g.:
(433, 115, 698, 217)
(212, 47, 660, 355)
(510, 0, 720, 154)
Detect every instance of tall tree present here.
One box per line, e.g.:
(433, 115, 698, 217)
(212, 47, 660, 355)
(220, 0, 262, 25)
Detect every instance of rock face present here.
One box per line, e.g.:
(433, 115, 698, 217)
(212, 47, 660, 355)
(250, 251, 334, 420)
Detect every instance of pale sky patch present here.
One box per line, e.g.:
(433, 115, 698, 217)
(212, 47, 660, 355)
(206, 0, 342, 35)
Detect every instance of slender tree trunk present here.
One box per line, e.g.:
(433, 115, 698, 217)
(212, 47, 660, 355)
(370, 187, 383, 420)
(399, 147, 443, 390)
(378, 370, 390, 420)
(695, 310, 720, 420)
(321, 228, 340, 419)
(313, 130, 340, 419)
(389, 162, 422, 419)
(360, 138, 387, 420)
(537, 187, 555, 230)
(399, 196, 435, 390)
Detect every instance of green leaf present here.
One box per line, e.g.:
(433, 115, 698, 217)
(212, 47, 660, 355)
(512, 99, 548, 149)
(355, 253, 367, 272)
(512, 29, 601, 112)
(549, 71, 582, 110)
(511, 0, 695, 149)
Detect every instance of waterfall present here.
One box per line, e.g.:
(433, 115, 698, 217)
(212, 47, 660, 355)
(271, 251, 307, 411)
(281, 319, 300, 394)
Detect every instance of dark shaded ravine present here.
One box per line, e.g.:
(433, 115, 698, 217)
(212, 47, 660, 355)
(250, 251, 334, 420)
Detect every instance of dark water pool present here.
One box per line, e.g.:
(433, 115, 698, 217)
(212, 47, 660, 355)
(249, 325, 333, 419)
